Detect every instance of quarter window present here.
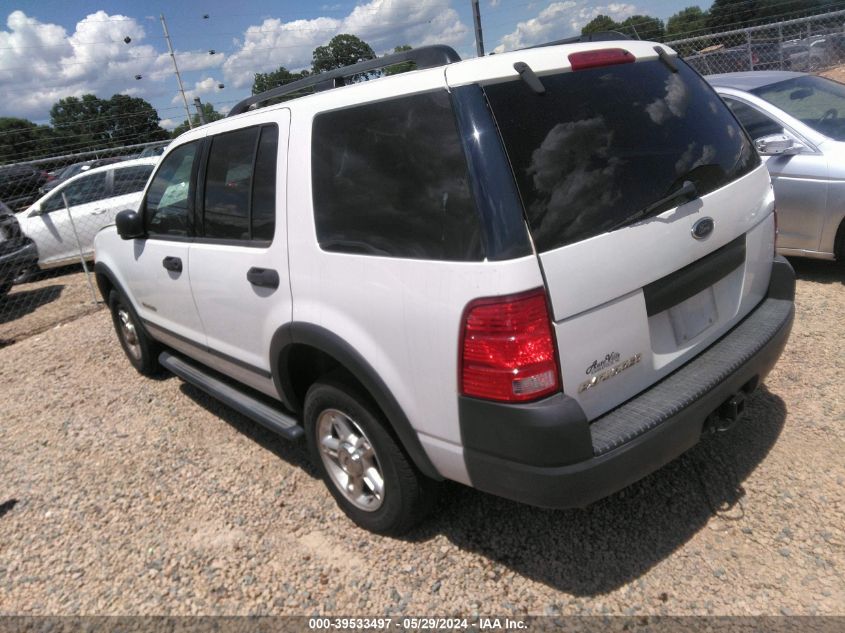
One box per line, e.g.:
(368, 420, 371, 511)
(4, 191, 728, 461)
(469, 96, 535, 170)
(145, 142, 198, 237)
(723, 98, 784, 140)
(311, 91, 482, 261)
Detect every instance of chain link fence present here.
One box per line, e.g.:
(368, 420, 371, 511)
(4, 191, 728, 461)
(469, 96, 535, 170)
(3, 10, 845, 345)
(0, 140, 167, 345)
(667, 9, 845, 75)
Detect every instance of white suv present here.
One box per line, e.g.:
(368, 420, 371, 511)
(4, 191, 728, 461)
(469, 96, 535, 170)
(94, 36, 795, 534)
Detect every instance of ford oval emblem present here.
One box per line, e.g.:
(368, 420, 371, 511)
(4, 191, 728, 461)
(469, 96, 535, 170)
(692, 217, 714, 240)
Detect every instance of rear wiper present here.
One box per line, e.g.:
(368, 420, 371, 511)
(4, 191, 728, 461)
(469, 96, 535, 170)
(513, 62, 545, 95)
(653, 46, 678, 73)
(607, 180, 698, 232)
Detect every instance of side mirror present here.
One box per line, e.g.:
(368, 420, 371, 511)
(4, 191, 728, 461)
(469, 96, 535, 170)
(755, 133, 804, 156)
(116, 209, 144, 240)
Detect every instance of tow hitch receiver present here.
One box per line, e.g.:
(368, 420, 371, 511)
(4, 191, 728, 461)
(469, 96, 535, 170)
(705, 392, 746, 433)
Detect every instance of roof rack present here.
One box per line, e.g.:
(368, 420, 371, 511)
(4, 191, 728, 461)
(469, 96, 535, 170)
(523, 31, 632, 50)
(228, 45, 462, 117)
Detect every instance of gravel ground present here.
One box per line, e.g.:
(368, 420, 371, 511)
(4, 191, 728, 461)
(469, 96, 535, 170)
(0, 266, 101, 347)
(0, 258, 842, 616)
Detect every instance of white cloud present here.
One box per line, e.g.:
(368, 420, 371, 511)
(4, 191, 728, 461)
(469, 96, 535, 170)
(223, 0, 468, 88)
(176, 76, 223, 104)
(494, 1, 636, 53)
(0, 10, 224, 121)
(159, 117, 179, 130)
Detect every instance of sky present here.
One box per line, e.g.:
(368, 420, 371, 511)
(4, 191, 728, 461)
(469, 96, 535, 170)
(2, 0, 700, 129)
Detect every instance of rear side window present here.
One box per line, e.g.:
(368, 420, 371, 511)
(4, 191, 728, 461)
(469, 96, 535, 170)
(113, 165, 154, 196)
(484, 59, 759, 252)
(311, 91, 482, 261)
(202, 124, 277, 242)
(145, 142, 199, 237)
(723, 99, 784, 140)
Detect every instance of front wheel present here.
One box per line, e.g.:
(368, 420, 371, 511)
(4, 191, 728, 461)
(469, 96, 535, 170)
(108, 289, 160, 375)
(304, 380, 437, 535)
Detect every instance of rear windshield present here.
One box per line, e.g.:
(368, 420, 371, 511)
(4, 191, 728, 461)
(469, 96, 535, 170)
(484, 58, 759, 252)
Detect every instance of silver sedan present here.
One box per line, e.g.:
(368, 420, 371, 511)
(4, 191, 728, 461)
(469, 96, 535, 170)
(707, 71, 845, 261)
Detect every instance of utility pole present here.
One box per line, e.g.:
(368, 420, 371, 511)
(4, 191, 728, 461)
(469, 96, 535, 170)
(160, 14, 193, 129)
(471, 0, 485, 57)
(193, 97, 207, 125)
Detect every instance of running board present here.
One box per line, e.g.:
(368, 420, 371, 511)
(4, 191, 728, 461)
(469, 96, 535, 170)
(159, 351, 304, 440)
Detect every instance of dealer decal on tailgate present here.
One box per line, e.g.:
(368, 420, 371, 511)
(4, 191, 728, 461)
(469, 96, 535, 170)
(578, 352, 643, 394)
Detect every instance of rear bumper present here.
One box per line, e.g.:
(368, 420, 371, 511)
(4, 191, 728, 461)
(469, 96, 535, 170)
(0, 240, 38, 282)
(461, 257, 795, 509)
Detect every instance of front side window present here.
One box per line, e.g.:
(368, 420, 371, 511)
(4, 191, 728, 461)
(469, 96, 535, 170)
(484, 59, 759, 252)
(145, 142, 198, 237)
(202, 125, 278, 242)
(41, 172, 108, 213)
(311, 91, 482, 261)
(113, 165, 155, 196)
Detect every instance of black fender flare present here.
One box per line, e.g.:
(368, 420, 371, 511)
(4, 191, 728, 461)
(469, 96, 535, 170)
(93, 262, 154, 340)
(270, 322, 442, 481)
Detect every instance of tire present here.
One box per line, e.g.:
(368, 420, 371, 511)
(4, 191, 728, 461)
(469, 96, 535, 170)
(304, 379, 437, 535)
(835, 218, 845, 262)
(108, 289, 161, 375)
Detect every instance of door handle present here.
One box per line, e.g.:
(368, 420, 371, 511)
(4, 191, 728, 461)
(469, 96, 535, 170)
(91, 209, 107, 215)
(162, 256, 182, 273)
(247, 267, 279, 289)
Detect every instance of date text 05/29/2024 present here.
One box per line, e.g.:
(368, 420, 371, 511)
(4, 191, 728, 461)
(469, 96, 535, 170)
(307, 617, 528, 631)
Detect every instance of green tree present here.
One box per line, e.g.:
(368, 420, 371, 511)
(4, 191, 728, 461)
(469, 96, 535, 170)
(619, 15, 665, 41)
(312, 34, 376, 76)
(252, 66, 310, 95)
(384, 45, 415, 76)
(707, 0, 759, 31)
(105, 95, 169, 145)
(582, 15, 620, 35)
(50, 94, 107, 150)
(171, 102, 224, 138)
(0, 118, 56, 164)
(50, 94, 167, 151)
(666, 6, 709, 39)
(756, 0, 838, 23)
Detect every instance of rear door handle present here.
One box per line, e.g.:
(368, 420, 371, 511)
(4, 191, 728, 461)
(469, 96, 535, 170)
(91, 209, 107, 215)
(162, 256, 182, 273)
(247, 267, 279, 289)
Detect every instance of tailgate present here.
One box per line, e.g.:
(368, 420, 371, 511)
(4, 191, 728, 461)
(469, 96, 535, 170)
(482, 45, 776, 419)
(542, 168, 774, 419)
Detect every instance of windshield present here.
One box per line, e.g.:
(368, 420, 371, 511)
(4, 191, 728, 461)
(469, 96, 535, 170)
(484, 58, 758, 252)
(751, 75, 845, 140)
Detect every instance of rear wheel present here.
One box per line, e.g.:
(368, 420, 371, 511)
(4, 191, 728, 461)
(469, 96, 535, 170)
(108, 289, 160, 375)
(304, 379, 436, 535)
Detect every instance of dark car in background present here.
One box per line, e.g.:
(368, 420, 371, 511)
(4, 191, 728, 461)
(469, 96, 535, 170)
(0, 164, 49, 211)
(0, 199, 37, 298)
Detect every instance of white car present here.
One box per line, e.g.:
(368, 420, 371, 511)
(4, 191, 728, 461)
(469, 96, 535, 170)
(95, 38, 795, 534)
(17, 157, 157, 270)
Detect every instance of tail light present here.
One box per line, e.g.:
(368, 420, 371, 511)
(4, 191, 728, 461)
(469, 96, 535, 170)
(460, 288, 560, 403)
(568, 48, 635, 71)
